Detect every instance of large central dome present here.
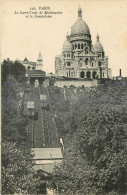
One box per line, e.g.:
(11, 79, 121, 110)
(71, 7, 90, 35)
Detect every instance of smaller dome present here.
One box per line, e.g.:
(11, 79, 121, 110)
(94, 34, 103, 52)
(63, 33, 73, 52)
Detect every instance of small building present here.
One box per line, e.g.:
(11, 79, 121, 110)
(22, 58, 36, 70)
(22, 52, 43, 71)
(31, 148, 63, 174)
(27, 69, 46, 84)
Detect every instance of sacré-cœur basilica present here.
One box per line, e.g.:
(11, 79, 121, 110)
(55, 7, 112, 79)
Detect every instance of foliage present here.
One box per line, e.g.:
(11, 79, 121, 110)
(1, 75, 41, 194)
(2, 141, 40, 194)
(51, 80, 127, 194)
(1, 59, 26, 83)
(2, 76, 27, 145)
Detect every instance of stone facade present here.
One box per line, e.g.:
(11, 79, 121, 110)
(55, 7, 112, 79)
(54, 79, 98, 88)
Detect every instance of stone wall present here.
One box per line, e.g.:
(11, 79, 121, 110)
(54, 79, 98, 88)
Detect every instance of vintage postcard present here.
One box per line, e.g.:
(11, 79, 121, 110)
(1, 0, 127, 194)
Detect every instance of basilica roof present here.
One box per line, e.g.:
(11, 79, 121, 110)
(71, 7, 90, 36)
(94, 34, 104, 52)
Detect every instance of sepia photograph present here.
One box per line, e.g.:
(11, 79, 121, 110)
(1, 0, 127, 194)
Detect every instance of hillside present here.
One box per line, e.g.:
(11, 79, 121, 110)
(48, 79, 127, 195)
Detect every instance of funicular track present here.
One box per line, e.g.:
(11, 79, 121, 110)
(23, 92, 30, 115)
(23, 83, 60, 148)
(39, 85, 51, 148)
(41, 86, 60, 148)
(41, 109, 51, 148)
(28, 118, 34, 147)
(32, 85, 44, 148)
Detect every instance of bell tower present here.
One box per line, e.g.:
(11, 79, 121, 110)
(36, 52, 43, 70)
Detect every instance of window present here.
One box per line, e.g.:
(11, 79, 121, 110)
(85, 58, 89, 65)
(92, 61, 94, 67)
(67, 54, 70, 57)
(80, 71, 85, 78)
(98, 53, 101, 58)
(80, 61, 82, 67)
(78, 44, 80, 49)
(67, 62, 70, 66)
(85, 47, 88, 54)
(93, 71, 97, 79)
(81, 44, 83, 49)
(86, 71, 91, 78)
(99, 62, 101, 67)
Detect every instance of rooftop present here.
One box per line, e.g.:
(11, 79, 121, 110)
(31, 148, 63, 160)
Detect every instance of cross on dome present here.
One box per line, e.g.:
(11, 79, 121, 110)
(78, 5, 82, 19)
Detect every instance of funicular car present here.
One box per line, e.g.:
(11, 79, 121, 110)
(27, 101, 38, 120)
(27, 101, 35, 117)
(40, 94, 49, 110)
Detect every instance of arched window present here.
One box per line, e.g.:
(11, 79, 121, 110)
(86, 71, 91, 79)
(75, 44, 77, 49)
(92, 71, 97, 79)
(81, 43, 83, 49)
(92, 60, 94, 67)
(78, 44, 80, 49)
(73, 45, 74, 50)
(99, 62, 101, 67)
(80, 71, 85, 78)
(85, 58, 89, 65)
(67, 62, 70, 66)
(27, 66, 30, 70)
(32, 67, 35, 70)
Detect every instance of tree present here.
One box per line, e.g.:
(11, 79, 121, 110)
(1, 59, 26, 83)
(2, 141, 40, 194)
(2, 76, 27, 145)
(51, 80, 127, 194)
(1, 75, 41, 194)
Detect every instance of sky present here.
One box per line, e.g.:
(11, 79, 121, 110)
(1, 0, 127, 76)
